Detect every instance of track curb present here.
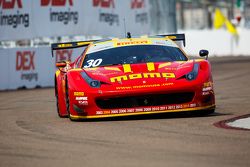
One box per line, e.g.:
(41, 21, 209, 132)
(214, 114, 250, 131)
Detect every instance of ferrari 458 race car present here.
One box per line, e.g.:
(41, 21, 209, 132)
(52, 34, 215, 121)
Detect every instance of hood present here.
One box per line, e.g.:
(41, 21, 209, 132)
(84, 61, 194, 85)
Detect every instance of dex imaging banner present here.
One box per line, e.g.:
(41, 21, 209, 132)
(32, 0, 84, 38)
(0, 0, 151, 41)
(0, 0, 33, 40)
(0, 46, 84, 90)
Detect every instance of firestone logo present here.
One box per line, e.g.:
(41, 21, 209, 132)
(41, 0, 78, 25)
(93, 0, 119, 26)
(16, 51, 38, 82)
(0, 0, 29, 28)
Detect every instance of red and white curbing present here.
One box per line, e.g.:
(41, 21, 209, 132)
(214, 114, 250, 131)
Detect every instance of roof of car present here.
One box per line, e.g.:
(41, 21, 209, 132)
(87, 37, 179, 54)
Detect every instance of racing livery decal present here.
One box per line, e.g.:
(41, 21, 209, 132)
(52, 34, 215, 120)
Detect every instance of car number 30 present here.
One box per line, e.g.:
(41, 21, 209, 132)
(84, 59, 103, 68)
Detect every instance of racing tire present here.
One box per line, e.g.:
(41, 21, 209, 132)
(65, 78, 77, 121)
(55, 78, 67, 118)
(204, 108, 215, 115)
(192, 108, 215, 117)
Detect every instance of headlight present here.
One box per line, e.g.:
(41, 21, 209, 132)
(90, 80, 100, 88)
(81, 72, 101, 88)
(185, 63, 199, 81)
(186, 73, 195, 80)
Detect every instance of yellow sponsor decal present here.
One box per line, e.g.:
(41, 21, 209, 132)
(104, 67, 121, 72)
(103, 110, 111, 114)
(146, 62, 155, 71)
(77, 41, 91, 46)
(74, 92, 85, 96)
(195, 59, 205, 62)
(110, 75, 128, 82)
(162, 73, 175, 78)
(203, 81, 213, 87)
(122, 64, 132, 73)
(129, 74, 142, 79)
(58, 43, 73, 48)
(110, 72, 175, 83)
(143, 73, 161, 78)
(55, 70, 60, 77)
(167, 36, 177, 39)
(114, 40, 152, 47)
(84, 67, 99, 71)
(158, 62, 171, 69)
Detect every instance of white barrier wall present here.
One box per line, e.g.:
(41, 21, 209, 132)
(0, 46, 83, 90)
(181, 29, 250, 56)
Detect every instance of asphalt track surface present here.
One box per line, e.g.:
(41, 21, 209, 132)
(0, 56, 250, 167)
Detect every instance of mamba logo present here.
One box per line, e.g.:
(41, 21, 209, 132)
(41, 0, 78, 25)
(0, 0, 29, 28)
(110, 73, 175, 83)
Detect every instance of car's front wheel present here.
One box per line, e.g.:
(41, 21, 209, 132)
(55, 78, 67, 118)
(65, 78, 77, 121)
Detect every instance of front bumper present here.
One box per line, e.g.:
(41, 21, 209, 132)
(69, 80, 215, 120)
(69, 104, 215, 120)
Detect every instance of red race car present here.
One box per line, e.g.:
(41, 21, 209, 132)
(52, 34, 215, 121)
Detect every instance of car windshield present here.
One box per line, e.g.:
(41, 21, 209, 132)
(82, 45, 187, 68)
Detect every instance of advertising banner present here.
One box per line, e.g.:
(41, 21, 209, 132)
(0, 46, 84, 90)
(0, 0, 33, 40)
(0, 0, 151, 40)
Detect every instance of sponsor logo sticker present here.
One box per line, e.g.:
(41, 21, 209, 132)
(111, 73, 175, 83)
(78, 100, 88, 105)
(74, 92, 84, 96)
(95, 103, 199, 116)
(75, 97, 88, 100)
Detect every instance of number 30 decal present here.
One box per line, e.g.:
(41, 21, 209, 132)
(84, 59, 103, 68)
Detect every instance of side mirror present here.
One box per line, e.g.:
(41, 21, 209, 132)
(56, 61, 67, 68)
(199, 50, 209, 59)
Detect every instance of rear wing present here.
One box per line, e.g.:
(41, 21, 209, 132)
(154, 33, 186, 47)
(51, 40, 97, 57)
